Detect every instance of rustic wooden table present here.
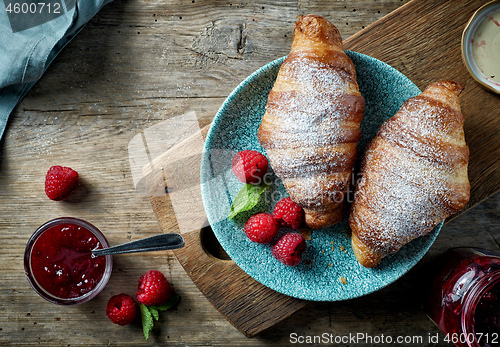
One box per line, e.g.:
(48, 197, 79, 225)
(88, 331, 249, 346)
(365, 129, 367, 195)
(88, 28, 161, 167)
(1, 0, 499, 345)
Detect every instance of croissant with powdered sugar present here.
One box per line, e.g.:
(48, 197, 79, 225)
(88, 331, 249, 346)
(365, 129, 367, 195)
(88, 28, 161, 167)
(349, 81, 470, 268)
(257, 14, 365, 229)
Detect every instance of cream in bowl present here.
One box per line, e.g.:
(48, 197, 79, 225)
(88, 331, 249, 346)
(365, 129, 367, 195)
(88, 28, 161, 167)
(462, 0, 500, 94)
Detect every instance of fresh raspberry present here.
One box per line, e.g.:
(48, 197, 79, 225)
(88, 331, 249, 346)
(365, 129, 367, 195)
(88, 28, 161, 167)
(244, 213, 279, 244)
(136, 270, 172, 306)
(44, 165, 79, 201)
(106, 293, 137, 326)
(231, 150, 269, 184)
(271, 233, 306, 266)
(273, 197, 304, 229)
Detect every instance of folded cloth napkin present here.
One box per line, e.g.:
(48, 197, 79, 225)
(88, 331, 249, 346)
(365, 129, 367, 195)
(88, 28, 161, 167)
(0, 0, 114, 141)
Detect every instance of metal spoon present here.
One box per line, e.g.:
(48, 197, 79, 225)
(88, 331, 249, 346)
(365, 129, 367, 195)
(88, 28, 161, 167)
(91, 233, 185, 257)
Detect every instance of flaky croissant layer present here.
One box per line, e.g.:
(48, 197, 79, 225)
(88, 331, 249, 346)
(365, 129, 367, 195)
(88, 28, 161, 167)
(258, 14, 365, 229)
(349, 80, 470, 268)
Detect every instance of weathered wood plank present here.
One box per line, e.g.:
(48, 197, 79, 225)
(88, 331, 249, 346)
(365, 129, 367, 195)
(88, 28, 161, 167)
(145, 0, 500, 338)
(343, 0, 500, 214)
(1, 0, 498, 345)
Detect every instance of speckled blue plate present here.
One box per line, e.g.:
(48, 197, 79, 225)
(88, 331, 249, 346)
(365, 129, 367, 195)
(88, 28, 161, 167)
(200, 51, 442, 301)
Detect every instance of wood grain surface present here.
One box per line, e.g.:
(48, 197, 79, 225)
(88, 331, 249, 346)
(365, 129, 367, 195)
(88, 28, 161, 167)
(343, 0, 500, 214)
(143, 123, 309, 337)
(145, 0, 500, 338)
(1, 0, 499, 345)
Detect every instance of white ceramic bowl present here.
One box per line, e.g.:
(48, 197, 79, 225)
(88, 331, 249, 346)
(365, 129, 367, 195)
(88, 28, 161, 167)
(462, 0, 500, 94)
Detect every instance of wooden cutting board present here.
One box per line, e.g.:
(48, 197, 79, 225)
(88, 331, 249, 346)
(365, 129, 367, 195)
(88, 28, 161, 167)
(144, 0, 500, 337)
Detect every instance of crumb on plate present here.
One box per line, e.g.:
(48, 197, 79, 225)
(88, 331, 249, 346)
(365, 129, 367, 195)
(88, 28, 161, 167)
(299, 228, 312, 241)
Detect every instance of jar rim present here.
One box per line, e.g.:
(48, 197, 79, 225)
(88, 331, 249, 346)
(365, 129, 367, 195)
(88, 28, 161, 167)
(461, 269, 500, 347)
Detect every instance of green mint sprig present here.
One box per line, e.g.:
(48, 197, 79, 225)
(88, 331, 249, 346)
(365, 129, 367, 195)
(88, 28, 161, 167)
(141, 295, 180, 340)
(228, 183, 270, 220)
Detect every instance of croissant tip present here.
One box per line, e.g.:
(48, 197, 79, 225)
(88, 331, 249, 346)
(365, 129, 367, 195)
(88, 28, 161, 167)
(430, 80, 465, 96)
(293, 14, 342, 45)
(304, 209, 342, 229)
(351, 232, 382, 268)
(354, 252, 382, 268)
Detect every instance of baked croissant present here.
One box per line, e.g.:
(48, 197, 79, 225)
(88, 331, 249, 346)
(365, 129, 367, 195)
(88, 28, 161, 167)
(349, 81, 470, 268)
(257, 14, 365, 229)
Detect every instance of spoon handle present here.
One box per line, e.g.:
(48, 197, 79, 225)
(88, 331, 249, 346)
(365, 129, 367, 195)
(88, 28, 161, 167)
(92, 233, 185, 256)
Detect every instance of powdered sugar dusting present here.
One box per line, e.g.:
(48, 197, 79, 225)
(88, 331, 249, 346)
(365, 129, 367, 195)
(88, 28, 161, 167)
(202, 50, 439, 300)
(354, 152, 450, 254)
(260, 51, 364, 215)
(351, 85, 469, 258)
(278, 58, 356, 94)
(270, 143, 355, 179)
(383, 98, 466, 150)
(285, 171, 350, 208)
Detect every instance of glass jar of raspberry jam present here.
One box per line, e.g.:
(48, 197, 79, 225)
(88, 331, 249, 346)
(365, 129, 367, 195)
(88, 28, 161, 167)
(423, 248, 500, 347)
(24, 217, 113, 305)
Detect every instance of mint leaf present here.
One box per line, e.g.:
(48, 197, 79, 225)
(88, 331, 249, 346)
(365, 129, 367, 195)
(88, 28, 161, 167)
(140, 304, 154, 340)
(152, 295, 180, 311)
(148, 306, 159, 321)
(228, 184, 270, 220)
(140, 294, 181, 340)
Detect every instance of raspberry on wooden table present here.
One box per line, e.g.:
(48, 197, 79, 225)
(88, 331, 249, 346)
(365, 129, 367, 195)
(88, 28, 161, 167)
(273, 197, 304, 229)
(106, 293, 137, 326)
(44, 165, 79, 201)
(244, 213, 279, 244)
(136, 270, 172, 306)
(271, 233, 306, 266)
(231, 150, 269, 184)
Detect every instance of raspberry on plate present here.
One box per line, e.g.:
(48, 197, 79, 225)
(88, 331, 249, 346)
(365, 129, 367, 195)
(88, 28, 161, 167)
(106, 293, 137, 326)
(136, 270, 172, 306)
(231, 150, 269, 184)
(273, 197, 304, 229)
(44, 165, 79, 201)
(244, 213, 279, 244)
(271, 233, 306, 266)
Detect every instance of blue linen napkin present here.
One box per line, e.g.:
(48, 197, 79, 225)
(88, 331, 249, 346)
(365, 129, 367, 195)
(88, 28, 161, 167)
(0, 0, 114, 141)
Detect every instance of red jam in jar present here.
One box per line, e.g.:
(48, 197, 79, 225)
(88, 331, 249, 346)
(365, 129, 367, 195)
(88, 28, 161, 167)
(25, 218, 112, 305)
(423, 248, 500, 347)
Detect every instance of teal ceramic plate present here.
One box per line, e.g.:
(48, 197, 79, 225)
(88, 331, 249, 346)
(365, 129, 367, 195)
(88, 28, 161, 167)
(200, 51, 442, 301)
